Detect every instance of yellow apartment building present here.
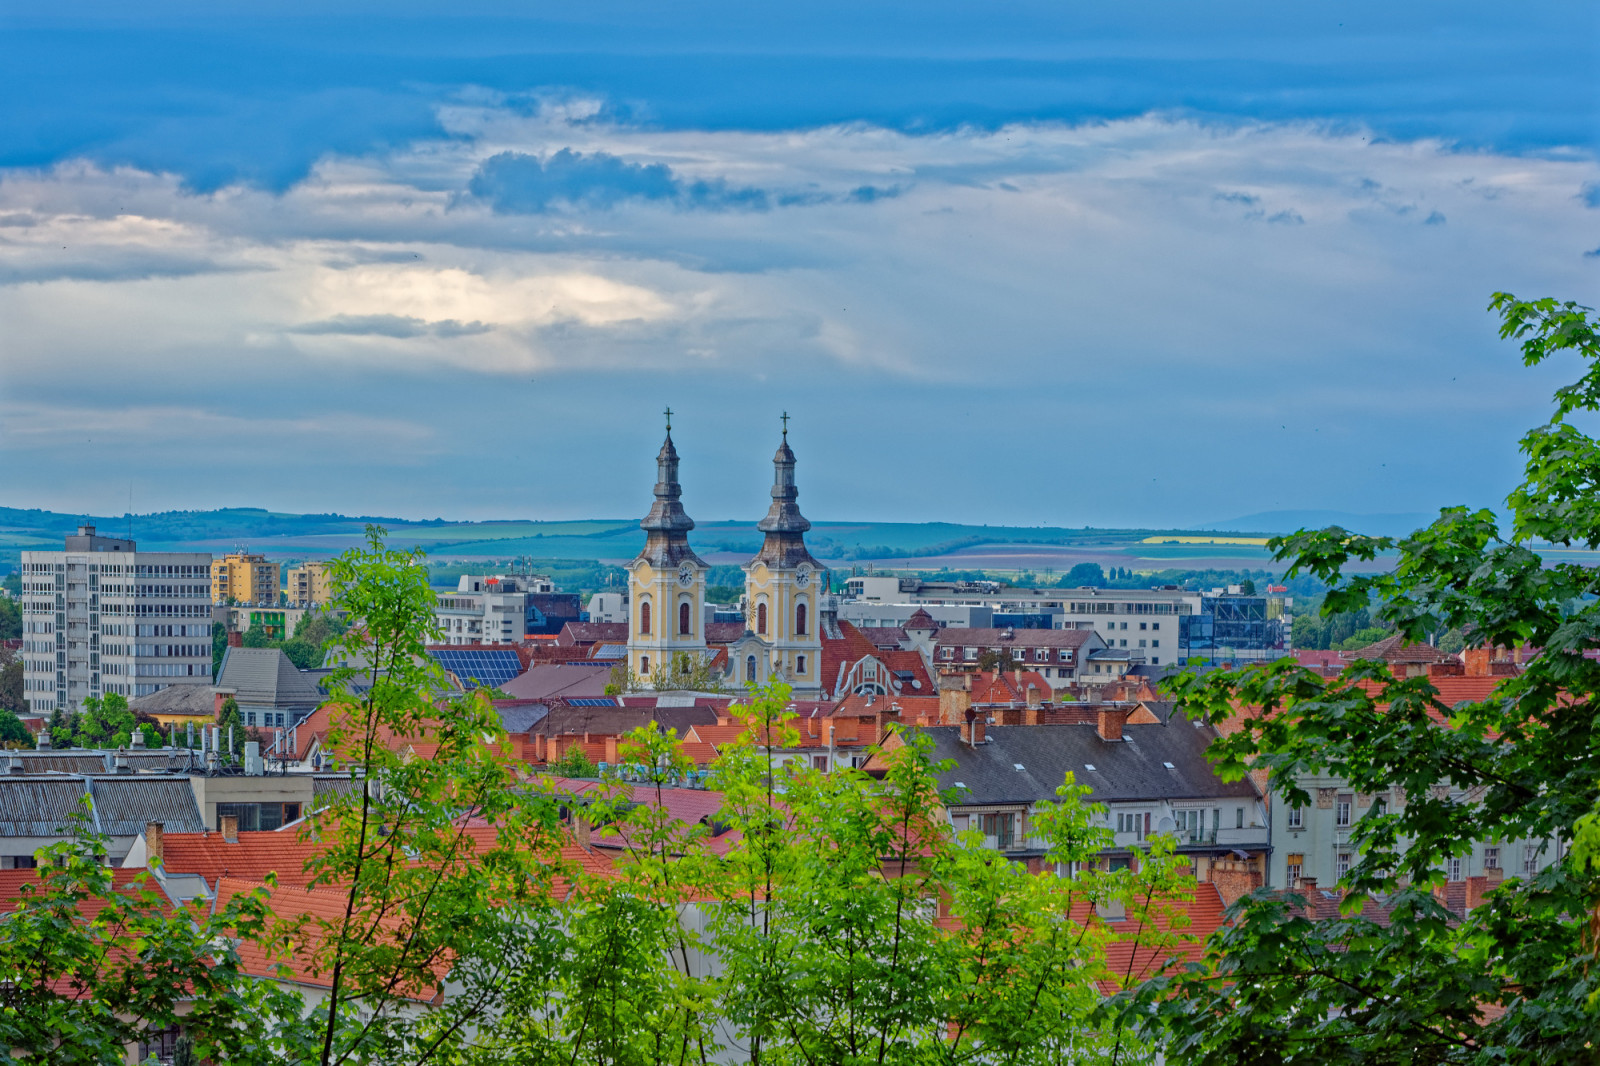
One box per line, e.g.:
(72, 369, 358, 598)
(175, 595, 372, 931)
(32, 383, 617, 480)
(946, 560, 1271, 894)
(287, 560, 335, 605)
(212, 552, 281, 605)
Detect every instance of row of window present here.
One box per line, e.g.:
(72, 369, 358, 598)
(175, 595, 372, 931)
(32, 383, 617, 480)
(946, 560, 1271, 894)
(1103, 621, 1160, 631)
(639, 599, 810, 637)
(940, 646, 1075, 662)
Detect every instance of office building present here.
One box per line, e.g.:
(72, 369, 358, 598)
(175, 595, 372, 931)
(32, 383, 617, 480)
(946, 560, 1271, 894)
(20, 524, 213, 712)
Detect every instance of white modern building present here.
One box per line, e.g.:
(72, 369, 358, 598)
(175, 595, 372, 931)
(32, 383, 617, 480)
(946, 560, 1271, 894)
(586, 591, 628, 624)
(21, 525, 214, 712)
(835, 600, 992, 629)
(434, 573, 552, 646)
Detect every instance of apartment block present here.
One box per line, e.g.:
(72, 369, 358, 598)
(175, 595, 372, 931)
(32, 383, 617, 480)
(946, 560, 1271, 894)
(287, 560, 334, 605)
(212, 551, 280, 605)
(20, 524, 213, 713)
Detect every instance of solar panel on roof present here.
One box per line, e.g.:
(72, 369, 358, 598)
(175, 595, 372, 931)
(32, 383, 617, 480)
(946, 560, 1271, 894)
(567, 698, 619, 707)
(427, 648, 523, 689)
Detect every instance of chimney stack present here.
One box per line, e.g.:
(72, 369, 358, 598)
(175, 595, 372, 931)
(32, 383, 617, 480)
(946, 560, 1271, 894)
(1462, 647, 1492, 677)
(114, 749, 131, 774)
(37, 731, 51, 751)
(227, 629, 243, 648)
(1096, 707, 1127, 742)
(960, 708, 986, 747)
(7, 753, 23, 775)
(130, 730, 145, 750)
(220, 814, 239, 844)
(145, 821, 164, 867)
(1026, 683, 1041, 710)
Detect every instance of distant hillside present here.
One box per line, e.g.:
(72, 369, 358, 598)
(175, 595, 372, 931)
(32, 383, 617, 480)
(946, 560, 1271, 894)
(1199, 510, 1435, 539)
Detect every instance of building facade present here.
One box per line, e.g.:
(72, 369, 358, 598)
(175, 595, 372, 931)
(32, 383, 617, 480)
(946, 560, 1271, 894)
(625, 424, 710, 682)
(727, 426, 825, 695)
(20, 525, 213, 712)
(433, 574, 562, 646)
(287, 561, 335, 605)
(212, 551, 281, 606)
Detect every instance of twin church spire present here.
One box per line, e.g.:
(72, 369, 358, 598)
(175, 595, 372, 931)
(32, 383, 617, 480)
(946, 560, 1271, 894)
(625, 410, 823, 693)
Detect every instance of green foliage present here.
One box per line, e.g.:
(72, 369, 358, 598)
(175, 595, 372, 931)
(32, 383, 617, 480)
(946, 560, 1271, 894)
(977, 646, 1023, 672)
(1145, 293, 1600, 1064)
(212, 621, 228, 674)
(2, 570, 19, 596)
(0, 709, 35, 748)
(0, 595, 20, 640)
(0, 646, 23, 715)
(1289, 602, 1375, 649)
(64, 692, 159, 750)
(215, 696, 247, 761)
(1335, 625, 1390, 651)
(704, 583, 744, 605)
(651, 650, 728, 693)
(1060, 562, 1107, 587)
(549, 743, 598, 779)
(0, 808, 303, 1064)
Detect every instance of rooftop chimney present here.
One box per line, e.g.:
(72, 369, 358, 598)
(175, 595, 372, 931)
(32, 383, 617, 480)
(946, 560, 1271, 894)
(1026, 684, 1041, 710)
(145, 821, 164, 867)
(37, 732, 51, 751)
(1462, 646, 1492, 677)
(1096, 707, 1127, 742)
(220, 814, 239, 844)
(114, 749, 131, 774)
(227, 629, 243, 648)
(960, 707, 986, 747)
(129, 730, 145, 750)
(7, 753, 23, 775)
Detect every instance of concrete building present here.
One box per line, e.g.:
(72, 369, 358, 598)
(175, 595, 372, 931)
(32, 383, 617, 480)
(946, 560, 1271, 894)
(434, 574, 565, 645)
(212, 551, 280, 606)
(587, 591, 628, 624)
(287, 560, 335, 605)
(19, 525, 213, 713)
(835, 600, 991, 630)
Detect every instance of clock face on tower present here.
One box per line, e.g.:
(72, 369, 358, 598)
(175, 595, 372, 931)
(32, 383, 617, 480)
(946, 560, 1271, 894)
(795, 567, 811, 588)
(677, 565, 694, 587)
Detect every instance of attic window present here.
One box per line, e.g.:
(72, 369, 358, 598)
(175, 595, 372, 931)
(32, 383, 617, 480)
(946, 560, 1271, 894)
(953, 781, 967, 790)
(1084, 764, 1096, 771)
(1163, 761, 1175, 769)
(1013, 763, 1025, 771)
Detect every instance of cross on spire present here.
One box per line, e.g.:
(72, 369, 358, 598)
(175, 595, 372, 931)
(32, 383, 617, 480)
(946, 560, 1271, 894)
(664, 406, 673, 433)
(780, 410, 789, 438)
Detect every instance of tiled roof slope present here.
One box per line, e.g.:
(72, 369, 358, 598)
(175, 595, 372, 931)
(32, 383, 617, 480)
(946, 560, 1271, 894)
(918, 715, 1256, 806)
(216, 647, 324, 707)
(87, 777, 205, 835)
(129, 684, 216, 716)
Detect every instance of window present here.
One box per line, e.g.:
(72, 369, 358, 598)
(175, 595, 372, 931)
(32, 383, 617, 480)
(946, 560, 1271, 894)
(679, 602, 691, 635)
(1335, 794, 1353, 827)
(639, 601, 651, 635)
(812, 755, 828, 771)
(1336, 852, 1352, 879)
(1174, 808, 1203, 842)
(1116, 812, 1147, 840)
(1448, 857, 1463, 882)
(1483, 847, 1499, 870)
(1151, 639, 1159, 648)
(982, 813, 1015, 848)
(1119, 639, 1127, 648)
(1138, 639, 1146, 648)
(1524, 844, 1540, 876)
(795, 602, 807, 635)
(964, 648, 977, 661)
(746, 655, 757, 683)
(1286, 853, 1303, 883)
(1139, 622, 1147, 630)
(1287, 805, 1303, 829)
(640, 655, 650, 674)
(796, 654, 806, 675)
(757, 602, 768, 635)
(1152, 622, 1160, 631)
(1236, 807, 1245, 829)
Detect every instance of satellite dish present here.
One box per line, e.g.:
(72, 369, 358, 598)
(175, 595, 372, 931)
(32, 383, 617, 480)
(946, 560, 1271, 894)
(1157, 815, 1176, 833)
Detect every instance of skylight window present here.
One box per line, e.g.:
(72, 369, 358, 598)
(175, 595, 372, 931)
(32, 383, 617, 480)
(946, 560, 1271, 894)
(1084, 764, 1096, 771)
(1013, 763, 1026, 771)
(1163, 761, 1175, 769)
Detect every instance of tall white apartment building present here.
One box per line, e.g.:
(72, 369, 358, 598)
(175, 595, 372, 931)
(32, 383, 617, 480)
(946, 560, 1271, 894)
(20, 525, 214, 713)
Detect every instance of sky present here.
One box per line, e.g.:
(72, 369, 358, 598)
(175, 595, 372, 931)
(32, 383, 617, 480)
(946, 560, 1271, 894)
(1, 1, 1597, 529)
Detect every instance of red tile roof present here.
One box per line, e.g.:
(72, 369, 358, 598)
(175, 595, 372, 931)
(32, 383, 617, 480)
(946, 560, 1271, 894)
(155, 831, 326, 887)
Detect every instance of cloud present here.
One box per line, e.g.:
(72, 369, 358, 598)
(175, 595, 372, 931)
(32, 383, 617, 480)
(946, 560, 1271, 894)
(290, 314, 492, 339)
(467, 148, 781, 213)
(3, 104, 1598, 525)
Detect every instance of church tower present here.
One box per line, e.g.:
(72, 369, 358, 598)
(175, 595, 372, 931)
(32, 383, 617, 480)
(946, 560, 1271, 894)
(626, 411, 708, 684)
(739, 415, 824, 694)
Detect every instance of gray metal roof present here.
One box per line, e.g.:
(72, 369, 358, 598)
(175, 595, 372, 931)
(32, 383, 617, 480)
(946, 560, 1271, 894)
(498, 703, 552, 734)
(129, 683, 216, 716)
(921, 713, 1258, 807)
(87, 777, 205, 836)
(0, 778, 93, 836)
(15, 750, 198, 774)
(216, 647, 324, 708)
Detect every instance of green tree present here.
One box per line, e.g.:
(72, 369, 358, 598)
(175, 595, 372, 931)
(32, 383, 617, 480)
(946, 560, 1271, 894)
(1059, 562, 1107, 588)
(0, 710, 34, 748)
(548, 742, 598, 779)
(1239, 578, 1256, 595)
(977, 646, 1022, 672)
(1145, 293, 1600, 1064)
(216, 696, 247, 762)
(0, 596, 20, 640)
(651, 650, 728, 693)
(1335, 625, 1389, 651)
(0, 646, 23, 714)
(212, 621, 228, 674)
(75, 692, 158, 748)
(0, 809, 304, 1063)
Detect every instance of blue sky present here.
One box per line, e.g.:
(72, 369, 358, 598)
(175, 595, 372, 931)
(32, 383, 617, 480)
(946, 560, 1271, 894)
(1, 2, 1597, 529)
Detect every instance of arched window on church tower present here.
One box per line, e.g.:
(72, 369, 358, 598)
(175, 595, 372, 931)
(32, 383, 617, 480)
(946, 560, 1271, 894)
(795, 602, 807, 636)
(640, 601, 651, 635)
(679, 601, 691, 635)
(757, 602, 768, 635)
(746, 655, 757, 682)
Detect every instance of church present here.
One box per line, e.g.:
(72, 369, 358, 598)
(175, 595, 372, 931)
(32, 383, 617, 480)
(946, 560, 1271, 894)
(624, 413, 831, 697)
